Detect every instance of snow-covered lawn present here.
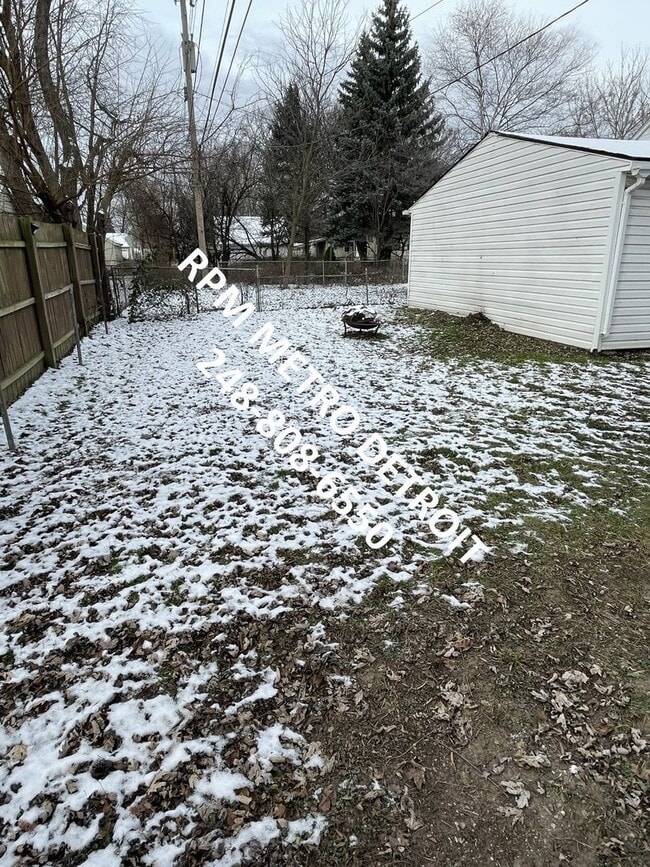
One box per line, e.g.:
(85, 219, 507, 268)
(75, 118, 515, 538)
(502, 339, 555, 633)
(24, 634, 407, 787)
(243, 281, 406, 311)
(1, 291, 648, 864)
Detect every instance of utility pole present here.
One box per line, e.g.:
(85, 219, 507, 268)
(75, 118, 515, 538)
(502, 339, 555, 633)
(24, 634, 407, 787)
(178, 0, 207, 253)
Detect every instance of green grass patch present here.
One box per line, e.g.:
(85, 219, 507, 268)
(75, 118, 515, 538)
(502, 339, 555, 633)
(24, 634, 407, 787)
(400, 307, 650, 365)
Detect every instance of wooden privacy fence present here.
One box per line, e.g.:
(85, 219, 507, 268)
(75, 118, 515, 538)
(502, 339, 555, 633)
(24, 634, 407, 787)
(0, 215, 103, 409)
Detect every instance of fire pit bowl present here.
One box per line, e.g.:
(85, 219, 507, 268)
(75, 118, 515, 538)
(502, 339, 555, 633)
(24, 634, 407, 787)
(341, 306, 382, 336)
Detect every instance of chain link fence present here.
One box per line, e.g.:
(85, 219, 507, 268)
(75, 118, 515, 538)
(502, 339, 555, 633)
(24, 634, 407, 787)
(114, 258, 408, 319)
(240, 281, 406, 312)
(215, 257, 408, 287)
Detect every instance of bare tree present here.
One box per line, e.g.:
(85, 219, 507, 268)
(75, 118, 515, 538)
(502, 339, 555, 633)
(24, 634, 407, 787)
(0, 0, 183, 230)
(122, 119, 263, 266)
(425, 0, 594, 147)
(203, 125, 260, 262)
(569, 47, 650, 138)
(118, 172, 183, 264)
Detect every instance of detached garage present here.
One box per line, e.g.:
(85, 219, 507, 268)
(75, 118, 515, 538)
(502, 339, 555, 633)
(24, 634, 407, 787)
(407, 132, 650, 350)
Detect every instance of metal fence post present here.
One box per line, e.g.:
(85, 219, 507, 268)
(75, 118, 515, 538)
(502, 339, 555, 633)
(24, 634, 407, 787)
(0, 352, 16, 452)
(0, 389, 15, 452)
(322, 259, 325, 286)
(344, 259, 348, 286)
(365, 268, 369, 306)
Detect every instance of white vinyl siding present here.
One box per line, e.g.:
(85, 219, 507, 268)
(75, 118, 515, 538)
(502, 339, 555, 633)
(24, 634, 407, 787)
(601, 185, 650, 350)
(408, 134, 627, 349)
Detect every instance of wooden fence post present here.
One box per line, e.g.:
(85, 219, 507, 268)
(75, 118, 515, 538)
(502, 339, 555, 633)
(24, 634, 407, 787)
(68, 286, 83, 366)
(63, 224, 88, 336)
(19, 218, 57, 368)
(88, 233, 109, 333)
(94, 213, 114, 321)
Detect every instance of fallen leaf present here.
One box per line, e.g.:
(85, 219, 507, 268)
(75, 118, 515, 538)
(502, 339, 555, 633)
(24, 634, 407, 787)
(9, 744, 27, 764)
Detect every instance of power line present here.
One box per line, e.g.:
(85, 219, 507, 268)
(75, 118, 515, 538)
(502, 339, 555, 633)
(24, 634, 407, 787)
(210, 0, 254, 129)
(201, 0, 237, 143)
(237, 0, 592, 155)
(166, 0, 591, 176)
(410, 0, 445, 23)
(432, 0, 592, 95)
(199, 0, 231, 105)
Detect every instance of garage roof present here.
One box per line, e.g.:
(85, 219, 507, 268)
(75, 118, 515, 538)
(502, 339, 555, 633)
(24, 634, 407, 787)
(497, 132, 650, 161)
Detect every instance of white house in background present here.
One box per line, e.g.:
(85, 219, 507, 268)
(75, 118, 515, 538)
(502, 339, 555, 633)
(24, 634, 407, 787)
(104, 232, 144, 265)
(0, 184, 14, 214)
(0, 159, 15, 214)
(407, 132, 650, 350)
(228, 215, 275, 259)
(227, 215, 359, 260)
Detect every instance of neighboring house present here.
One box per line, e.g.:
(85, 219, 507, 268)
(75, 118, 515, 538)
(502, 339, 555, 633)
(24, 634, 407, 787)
(228, 216, 275, 259)
(309, 238, 361, 259)
(0, 184, 15, 214)
(407, 132, 650, 351)
(227, 216, 362, 261)
(104, 232, 144, 265)
(0, 161, 15, 214)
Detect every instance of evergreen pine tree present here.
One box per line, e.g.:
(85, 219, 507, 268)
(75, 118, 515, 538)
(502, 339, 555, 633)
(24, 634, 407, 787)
(330, 0, 444, 258)
(260, 83, 307, 258)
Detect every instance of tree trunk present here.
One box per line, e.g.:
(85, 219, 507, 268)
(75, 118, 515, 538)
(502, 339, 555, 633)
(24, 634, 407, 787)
(94, 210, 115, 320)
(284, 205, 300, 284)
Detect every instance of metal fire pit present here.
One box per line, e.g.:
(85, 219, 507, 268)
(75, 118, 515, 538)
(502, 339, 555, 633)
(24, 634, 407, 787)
(342, 307, 382, 336)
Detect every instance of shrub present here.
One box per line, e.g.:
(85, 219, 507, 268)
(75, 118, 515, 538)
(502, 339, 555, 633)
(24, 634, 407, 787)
(128, 261, 197, 322)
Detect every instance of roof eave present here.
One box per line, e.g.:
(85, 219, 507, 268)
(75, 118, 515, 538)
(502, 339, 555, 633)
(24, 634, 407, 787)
(496, 131, 650, 162)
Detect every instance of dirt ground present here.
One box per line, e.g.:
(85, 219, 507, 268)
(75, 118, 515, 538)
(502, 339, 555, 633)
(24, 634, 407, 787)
(303, 517, 649, 866)
(189, 507, 647, 866)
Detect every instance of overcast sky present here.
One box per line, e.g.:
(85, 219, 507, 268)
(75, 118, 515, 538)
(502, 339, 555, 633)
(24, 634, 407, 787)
(138, 0, 649, 117)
